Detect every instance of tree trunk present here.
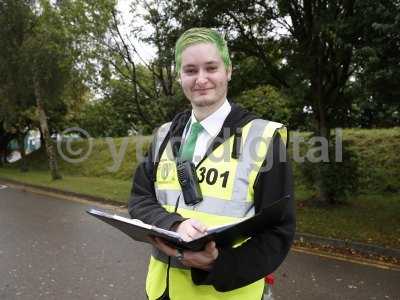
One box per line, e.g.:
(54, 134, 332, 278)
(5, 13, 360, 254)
(0, 143, 6, 165)
(312, 80, 332, 205)
(34, 78, 62, 180)
(0, 129, 6, 166)
(17, 132, 28, 172)
(316, 101, 331, 204)
(0, 128, 16, 166)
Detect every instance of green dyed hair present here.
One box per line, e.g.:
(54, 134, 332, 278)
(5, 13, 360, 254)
(175, 27, 231, 74)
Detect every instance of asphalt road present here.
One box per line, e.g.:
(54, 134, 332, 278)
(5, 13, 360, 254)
(0, 184, 398, 300)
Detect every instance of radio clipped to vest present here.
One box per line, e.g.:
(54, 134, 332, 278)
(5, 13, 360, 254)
(176, 160, 203, 206)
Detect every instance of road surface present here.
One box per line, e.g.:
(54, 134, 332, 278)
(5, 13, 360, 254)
(0, 184, 398, 300)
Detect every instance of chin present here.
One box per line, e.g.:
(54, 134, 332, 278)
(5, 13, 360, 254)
(191, 95, 221, 108)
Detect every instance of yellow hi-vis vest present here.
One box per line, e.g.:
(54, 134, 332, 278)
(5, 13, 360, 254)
(147, 119, 286, 300)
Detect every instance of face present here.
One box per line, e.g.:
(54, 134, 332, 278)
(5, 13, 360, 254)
(179, 43, 231, 109)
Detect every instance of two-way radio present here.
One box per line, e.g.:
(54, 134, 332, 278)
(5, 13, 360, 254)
(176, 160, 203, 206)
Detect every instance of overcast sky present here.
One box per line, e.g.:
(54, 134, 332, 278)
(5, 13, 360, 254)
(117, 0, 156, 62)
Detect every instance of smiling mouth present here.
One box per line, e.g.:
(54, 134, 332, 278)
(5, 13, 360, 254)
(194, 88, 213, 92)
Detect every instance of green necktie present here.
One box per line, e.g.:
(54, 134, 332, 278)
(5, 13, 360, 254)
(180, 122, 204, 161)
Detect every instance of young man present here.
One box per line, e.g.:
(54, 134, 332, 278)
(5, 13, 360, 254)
(128, 27, 295, 300)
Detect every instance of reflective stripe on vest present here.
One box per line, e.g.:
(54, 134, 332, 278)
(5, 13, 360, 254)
(147, 119, 285, 300)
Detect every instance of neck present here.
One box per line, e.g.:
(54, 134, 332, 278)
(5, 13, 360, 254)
(192, 99, 226, 121)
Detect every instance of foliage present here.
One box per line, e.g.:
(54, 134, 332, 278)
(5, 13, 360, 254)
(235, 85, 291, 125)
(0, 0, 36, 126)
(348, 94, 400, 128)
(0, 0, 116, 130)
(73, 99, 132, 138)
(0, 0, 37, 169)
(344, 127, 400, 194)
(290, 128, 400, 197)
(299, 139, 361, 204)
(0, 0, 116, 178)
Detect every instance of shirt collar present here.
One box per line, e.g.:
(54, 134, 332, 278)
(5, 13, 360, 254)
(190, 99, 231, 137)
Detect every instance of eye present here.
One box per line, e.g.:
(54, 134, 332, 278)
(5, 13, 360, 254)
(207, 66, 218, 72)
(183, 68, 197, 75)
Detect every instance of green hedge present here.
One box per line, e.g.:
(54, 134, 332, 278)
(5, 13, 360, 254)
(6, 128, 400, 194)
(344, 128, 400, 193)
(9, 136, 151, 181)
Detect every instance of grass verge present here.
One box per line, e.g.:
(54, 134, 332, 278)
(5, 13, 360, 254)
(296, 193, 400, 249)
(0, 168, 131, 204)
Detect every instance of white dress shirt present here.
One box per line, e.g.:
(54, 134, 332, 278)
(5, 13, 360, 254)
(181, 99, 231, 165)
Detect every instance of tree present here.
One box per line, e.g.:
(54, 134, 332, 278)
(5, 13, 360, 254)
(348, 1, 400, 128)
(88, 0, 191, 134)
(0, 0, 116, 179)
(235, 85, 292, 125)
(0, 0, 37, 170)
(0, 121, 16, 165)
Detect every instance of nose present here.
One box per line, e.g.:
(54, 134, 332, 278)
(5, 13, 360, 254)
(195, 69, 208, 86)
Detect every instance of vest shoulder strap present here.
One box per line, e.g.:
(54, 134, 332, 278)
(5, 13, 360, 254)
(152, 122, 172, 181)
(153, 122, 172, 159)
(255, 119, 287, 146)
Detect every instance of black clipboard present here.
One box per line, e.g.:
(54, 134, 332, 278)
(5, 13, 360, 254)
(87, 195, 289, 251)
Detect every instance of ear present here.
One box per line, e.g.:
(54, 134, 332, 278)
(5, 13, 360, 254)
(227, 67, 232, 82)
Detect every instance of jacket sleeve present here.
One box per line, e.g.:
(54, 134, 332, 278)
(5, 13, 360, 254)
(191, 132, 296, 291)
(128, 140, 186, 230)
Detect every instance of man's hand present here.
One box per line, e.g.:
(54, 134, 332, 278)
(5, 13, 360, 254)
(152, 237, 219, 271)
(173, 219, 207, 241)
(150, 219, 218, 271)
